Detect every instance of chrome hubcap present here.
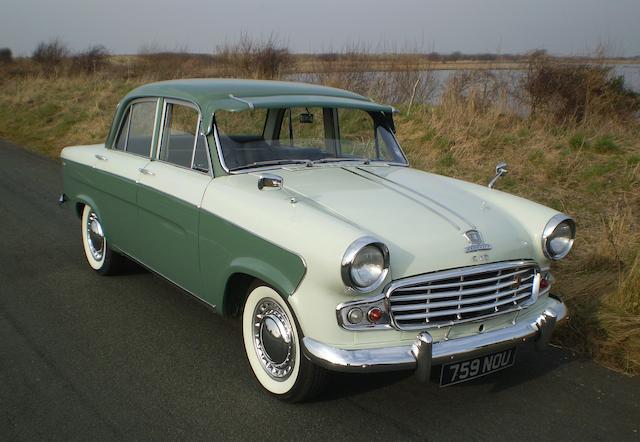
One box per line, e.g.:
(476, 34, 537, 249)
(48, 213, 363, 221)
(252, 298, 295, 381)
(86, 211, 105, 261)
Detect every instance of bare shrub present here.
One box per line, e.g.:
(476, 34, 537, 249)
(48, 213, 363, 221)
(72, 45, 110, 74)
(0, 48, 12, 64)
(32, 39, 69, 65)
(304, 43, 378, 96)
(523, 55, 640, 123)
(215, 33, 293, 79)
(441, 69, 513, 112)
(386, 54, 439, 107)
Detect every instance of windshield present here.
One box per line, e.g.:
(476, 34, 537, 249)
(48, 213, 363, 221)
(215, 107, 407, 171)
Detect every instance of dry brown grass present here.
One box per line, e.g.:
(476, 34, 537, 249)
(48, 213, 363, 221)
(599, 255, 640, 372)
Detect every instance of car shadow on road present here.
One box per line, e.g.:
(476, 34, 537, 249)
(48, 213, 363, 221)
(310, 343, 576, 402)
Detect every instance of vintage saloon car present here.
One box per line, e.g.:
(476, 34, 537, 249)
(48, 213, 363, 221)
(60, 79, 574, 401)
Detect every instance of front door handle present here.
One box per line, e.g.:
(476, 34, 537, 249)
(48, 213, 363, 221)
(95, 154, 108, 161)
(138, 168, 155, 176)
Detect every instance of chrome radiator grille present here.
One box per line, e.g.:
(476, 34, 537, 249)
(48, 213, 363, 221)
(387, 261, 539, 330)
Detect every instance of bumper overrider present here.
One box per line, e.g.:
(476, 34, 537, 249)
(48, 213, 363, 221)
(302, 296, 567, 382)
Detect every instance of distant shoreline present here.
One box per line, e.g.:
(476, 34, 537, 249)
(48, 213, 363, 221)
(106, 54, 640, 74)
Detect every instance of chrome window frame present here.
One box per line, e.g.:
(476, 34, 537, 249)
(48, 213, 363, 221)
(212, 118, 231, 173)
(156, 98, 213, 177)
(110, 97, 160, 159)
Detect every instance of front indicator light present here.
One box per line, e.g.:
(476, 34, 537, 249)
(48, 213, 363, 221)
(338, 301, 390, 330)
(368, 307, 383, 322)
(540, 278, 549, 290)
(347, 308, 364, 324)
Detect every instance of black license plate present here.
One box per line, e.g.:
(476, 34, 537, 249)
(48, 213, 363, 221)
(440, 347, 516, 386)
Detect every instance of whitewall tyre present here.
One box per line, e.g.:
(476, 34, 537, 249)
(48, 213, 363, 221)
(242, 285, 326, 402)
(81, 204, 123, 275)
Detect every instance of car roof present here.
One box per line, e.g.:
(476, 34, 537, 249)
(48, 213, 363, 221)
(124, 78, 395, 115)
(107, 78, 397, 150)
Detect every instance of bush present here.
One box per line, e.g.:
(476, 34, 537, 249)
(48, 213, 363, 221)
(523, 55, 640, 122)
(32, 39, 69, 65)
(0, 48, 12, 64)
(441, 69, 512, 111)
(72, 45, 110, 74)
(215, 33, 293, 79)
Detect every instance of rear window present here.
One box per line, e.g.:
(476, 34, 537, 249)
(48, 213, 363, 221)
(113, 100, 157, 157)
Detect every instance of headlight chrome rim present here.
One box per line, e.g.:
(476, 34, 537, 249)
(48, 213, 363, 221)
(341, 236, 390, 293)
(542, 214, 576, 260)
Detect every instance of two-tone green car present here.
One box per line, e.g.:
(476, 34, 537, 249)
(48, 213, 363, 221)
(60, 79, 574, 401)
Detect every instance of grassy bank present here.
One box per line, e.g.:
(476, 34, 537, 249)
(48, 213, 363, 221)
(0, 60, 638, 374)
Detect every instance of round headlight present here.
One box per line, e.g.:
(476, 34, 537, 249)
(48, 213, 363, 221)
(342, 237, 390, 292)
(542, 214, 576, 260)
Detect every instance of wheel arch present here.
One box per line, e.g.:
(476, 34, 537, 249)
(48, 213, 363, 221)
(73, 194, 102, 220)
(222, 272, 259, 317)
(220, 258, 301, 317)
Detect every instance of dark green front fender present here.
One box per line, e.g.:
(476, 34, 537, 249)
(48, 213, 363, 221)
(198, 211, 307, 310)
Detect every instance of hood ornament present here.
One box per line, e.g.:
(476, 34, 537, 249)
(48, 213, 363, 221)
(464, 230, 492, 253)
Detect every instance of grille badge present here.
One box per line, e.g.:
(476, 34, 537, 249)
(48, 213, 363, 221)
(513, 275, 522, 289)
(464, 230, 492, 253)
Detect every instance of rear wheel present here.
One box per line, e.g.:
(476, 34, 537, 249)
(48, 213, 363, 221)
(242, 285, 326, 402)
(81, 204, 124, 275)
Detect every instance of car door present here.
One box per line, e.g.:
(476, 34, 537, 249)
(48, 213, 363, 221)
(136, 99, 213, 295)
(90, 98, 159, 257)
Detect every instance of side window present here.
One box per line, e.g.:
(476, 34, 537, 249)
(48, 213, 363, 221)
(126, 101, 157, 156)
(159, 103, 201, 169)
(114, 108, 130, 151)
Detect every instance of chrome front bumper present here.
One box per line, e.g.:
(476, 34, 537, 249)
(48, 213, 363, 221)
(302, 297, 567, 382)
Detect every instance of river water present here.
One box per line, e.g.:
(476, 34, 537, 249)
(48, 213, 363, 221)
(291, 64, 640, 105)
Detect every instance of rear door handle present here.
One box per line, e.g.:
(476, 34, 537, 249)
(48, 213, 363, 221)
(95, 154, 108, 161)
(138, 168, 155, 176)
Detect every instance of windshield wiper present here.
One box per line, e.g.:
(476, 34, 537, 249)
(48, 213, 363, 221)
(311, 157, 371, 165)
(229, 159, 311, 171)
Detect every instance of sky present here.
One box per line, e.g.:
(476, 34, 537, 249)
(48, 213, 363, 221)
(1, 0, 639, 56)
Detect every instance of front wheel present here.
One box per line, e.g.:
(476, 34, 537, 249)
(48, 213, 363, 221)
(242, 285, 326, 402)
(81, 204, 124, 275)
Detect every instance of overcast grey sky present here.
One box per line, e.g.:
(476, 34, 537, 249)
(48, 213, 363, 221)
(2, 0, 639, 56)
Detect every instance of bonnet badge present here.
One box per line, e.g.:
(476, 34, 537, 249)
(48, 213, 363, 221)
(464, 230, 492, 253)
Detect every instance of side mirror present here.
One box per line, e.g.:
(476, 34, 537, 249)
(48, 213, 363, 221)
(488, 161, 508, 189)
(257, 173, 283, 190)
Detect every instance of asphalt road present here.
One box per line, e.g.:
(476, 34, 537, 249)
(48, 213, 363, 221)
(1, 140, 639, 441)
